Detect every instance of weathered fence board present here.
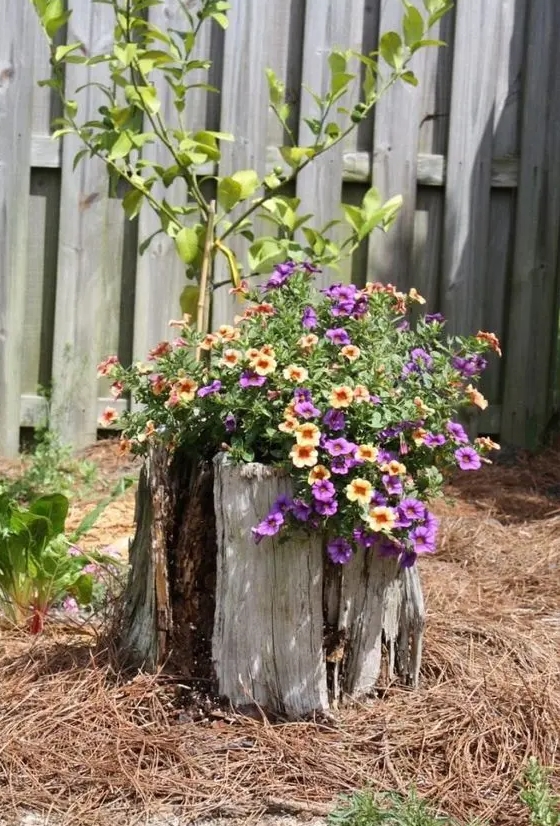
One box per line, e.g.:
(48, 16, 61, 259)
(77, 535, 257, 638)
(3, 0, 560, 450)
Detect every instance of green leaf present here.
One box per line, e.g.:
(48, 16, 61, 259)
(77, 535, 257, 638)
(342, 204, 364, 234)
(410, 38, 447, 53)
(54, 43, 82, 62)
(73, 148, 89, 171)
(108, 131, 133, 160)
(73, 574, 93, 606)
(265, 68, 285, 106)
(41, 0, 70, 38)
(122, 187, 144, 220)
(362, 187, 382, 221)
(138, 229, 164, 255)
(248, 238, 284, 273)
(29, 494, 69, 537)
(379, 31, 405, 70)
(403, 5, 425, 47)
(211, 11, 229, 29)
(231, 169, 260, 200)
(217, 177, 242, 211)
(64, 100, 78, 118)
(175, 226, 199, 264)
(330, 72, 354, 100)
(401, 70, 418, 86)
(179, 285, 199, 320)
(279, 146, 315, 169)
(125, 84, 161, 115)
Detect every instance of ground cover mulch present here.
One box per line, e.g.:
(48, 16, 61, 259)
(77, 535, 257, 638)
(0, 440, 559, 825)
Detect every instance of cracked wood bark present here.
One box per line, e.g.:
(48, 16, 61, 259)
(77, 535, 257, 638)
(120, 451, 424, 718)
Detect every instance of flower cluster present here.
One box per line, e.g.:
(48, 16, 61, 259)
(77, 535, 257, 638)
(99, 261, 501, 568)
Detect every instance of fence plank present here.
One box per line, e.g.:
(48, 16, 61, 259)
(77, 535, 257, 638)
(501, 0, 560, 446)
(50, 0, 115, 448)
(441, 0, 503, 336)
(296, 0, 365, 289)
(367, 1, 423, 288)
(0, 2, 36, 456)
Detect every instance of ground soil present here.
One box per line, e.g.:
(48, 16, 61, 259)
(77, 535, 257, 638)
(0, 439, 559, 825)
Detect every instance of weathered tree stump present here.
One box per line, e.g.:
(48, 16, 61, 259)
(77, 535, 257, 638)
(119, 448, 424, 718)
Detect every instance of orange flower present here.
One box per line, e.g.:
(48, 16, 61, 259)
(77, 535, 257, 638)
(252, 353, 277, 376)
(413, 397, 434, 417)
(289, 443, 318, 468)
(110, 381, 124, 399)
(118, 437, 131, 454)
(278, 417, 299, 434)
(295, 422, 321, 447)
(367, 506, 396, 532)
(381, 460, 407, 476)
(168, 313, 192, 328)
(353, 385, 371, 403)
(411, 428, 427, 446)
(283, 364, 309, 383)
(134, 361, 152, 375)
(221, 348, 242, 368)
(308, 465, 331, 484)
(254, 303, 275, 316)
(476, 331, 502, 357)
(408, 287, 426, 304)
(284, 400, 297, 418)
(99, 407, 119, 427)
(246, 347, 259, 360)
(356, 444, 378, 463)
(145, 420, 156, 437)
(475, 436, 501, 452)
(340, 345, 361, 362)
(218, 324, 241, 342)
(298, 334, 319, 351)
(148, 341, 172, 360)
(329, 385, 354, 409)
(363, 281, 385, 295)
(229, 279, 249, 295)
(465, 384, 488, 410)
(200, 333, 219, 351)
(345, 478, 373, 506)
(260, 344, 276, 357)
(97, 355, 119, 377)
(172, 377, 198, 403)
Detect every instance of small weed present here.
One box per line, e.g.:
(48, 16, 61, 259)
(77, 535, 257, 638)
(521, 757, 560, 826)
(327, 788, 479, 826)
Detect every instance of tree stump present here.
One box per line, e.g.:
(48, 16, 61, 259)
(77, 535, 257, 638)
(119, 448, 425, 718)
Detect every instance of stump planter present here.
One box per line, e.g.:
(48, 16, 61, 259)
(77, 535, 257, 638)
(120, 447, 424, 718)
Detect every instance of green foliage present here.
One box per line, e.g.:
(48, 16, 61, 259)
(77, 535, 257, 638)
(0, 479, 132, 631)
(521, 758, 560, 826)
(327, 788, 484, 826)
(31, 0, 453, 324)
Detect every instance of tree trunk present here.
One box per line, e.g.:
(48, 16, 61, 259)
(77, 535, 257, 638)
(119, 449, 424, 718)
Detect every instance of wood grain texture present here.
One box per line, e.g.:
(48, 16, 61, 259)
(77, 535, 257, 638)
(213, 457, 328, 717)
(501, 0, 560, 446)
(441, 0, 503, 336)
(0, 1, 36, 455)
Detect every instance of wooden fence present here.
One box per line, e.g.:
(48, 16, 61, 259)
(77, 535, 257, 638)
(1, 0, 560, 456)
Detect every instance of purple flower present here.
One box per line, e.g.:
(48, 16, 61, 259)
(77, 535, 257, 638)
(410, 525, 436, 554)
(330, 455, 353, 474)
(377, 449, 396, 464)
(411, 348, 433, 370)
(423, 432, 446, 448)
(312, 479, 336, 502)
(295, 400, 321, 419)
(263, 261, 296, 289)
(423, 510, 439, 538)
(239, 371, 267, 388)
(400, 550, 417, 568)
(401, 362, 417, 379)
(197, 379, 222, 397)
(302, 306, 318, 329)
(271, 495, 293, 515)
(315, 498, 338, 516)
(63, 596, 79, 614)
(224, 413, 237, 433)
(370, 395, 381, 405)
(294, 388, 312, 402)
(452, 354, 487, 377)
(325, 327, 351, 346)
(323, 408, 346, 432)
(377, 539, 403, 558)
(370, 490, 388, 507)
(396, 320, 410, 332)
(446, 421, 469, 444)
(292, 499, 312, 522)
(301, 261, 320, 273)
(353, 527, 376, 549)
(325, 437, 356, 457)
(455, 446, 481, 471)
(399, 498, 426, 521)
(68, 545, 82, 557)
(425, 312, 444, 324)
(331, 300, 355, 317)
(327, 537, 353, 564)
(382, 474, 403, 497)
(253, 510, 285, 541)
(323, 283, 357, 301)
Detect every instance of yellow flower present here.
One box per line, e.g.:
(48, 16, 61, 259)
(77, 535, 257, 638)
(221, 348, 243, 368)
(381, 460, 407, 476)
(408, 287, 426, 304)
(340, 345, 361, 362)
(476, 331, 502, 356)
(353, 385, 371, 403)
(329, 385, 354, 409)
(308, 465, 331, 484)
(283, 364, 309, 383)
(246, 347, 259, 360)
(413, 396, 434, 417)
(411, 428, 427, 446)
(475, 436, 500, 452)
(295, 422, 321, 447)
(260, 344, 276, 357)
(345, 478, 373, 506)
(367, 506, 396, 532)
(200, 333, 219, 351)
(278, 417, 299, 434)
(218, 324, 241, 342)
(252, 353, 277, 376)
(290, 443, 318, 468)
(356, 444, 378, 463)
(175, 377, 198, 402)
(98, 406, 119, 427)
(465, 384, 488, 410)
(298, 334, 319, 351)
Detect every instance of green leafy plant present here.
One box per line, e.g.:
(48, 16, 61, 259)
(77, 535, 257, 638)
(521, 758, 560, 826)
(31, 0, 453, 330)
(327, 788, 484, 826)
(98, 261, 501, 568)
(0, 478, 132, 632)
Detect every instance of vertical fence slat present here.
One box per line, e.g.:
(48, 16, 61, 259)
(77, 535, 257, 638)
(501, 0, 560, 446)
(132, 1, 194, 368)
(50, 0, 114, 447)
(296, 0, 365, 290)
(441, 1, 503, 336)
(0, 2, 36, 455)
(367, 1, 424, 289)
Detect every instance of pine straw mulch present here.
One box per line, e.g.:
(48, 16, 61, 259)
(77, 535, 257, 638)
(0, 445, 559, 824)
